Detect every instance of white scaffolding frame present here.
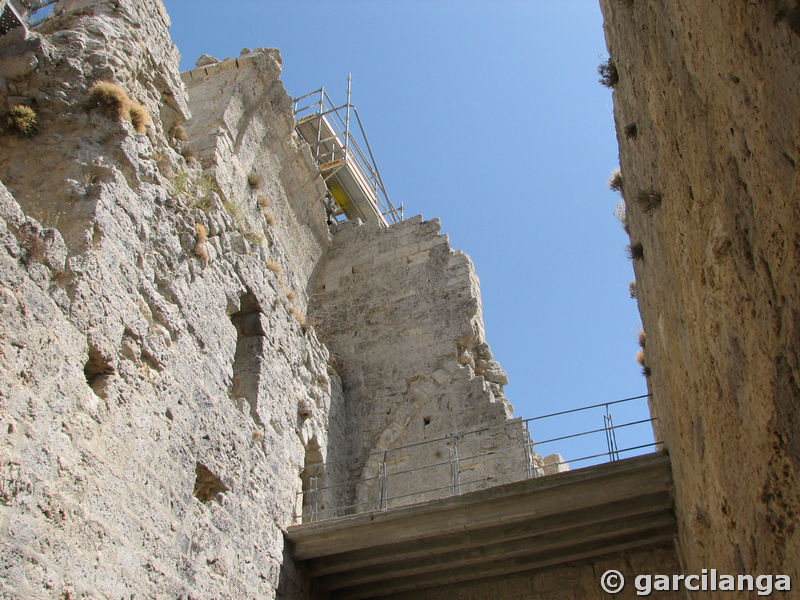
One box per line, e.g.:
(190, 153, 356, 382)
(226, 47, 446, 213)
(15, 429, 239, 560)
(293, 76, 404, 227)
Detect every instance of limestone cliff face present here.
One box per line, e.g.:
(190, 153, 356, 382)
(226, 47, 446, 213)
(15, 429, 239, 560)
(601, 0, 800, 581)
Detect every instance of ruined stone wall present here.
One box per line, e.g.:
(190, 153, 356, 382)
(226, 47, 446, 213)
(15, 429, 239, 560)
(0, 1, 346, 598)
(601, 0, 800, 585)
(309, 217, 538, 515)
(180, 50, 331, 306)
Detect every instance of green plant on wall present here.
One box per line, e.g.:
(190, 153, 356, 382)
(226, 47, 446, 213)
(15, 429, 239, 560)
(6, 105, 37, 136)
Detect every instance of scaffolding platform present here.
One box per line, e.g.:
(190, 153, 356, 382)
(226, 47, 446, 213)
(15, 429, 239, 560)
(293, 78, 403, 227)
(0, 0, 56, 36)
(0, 0, 26, 35)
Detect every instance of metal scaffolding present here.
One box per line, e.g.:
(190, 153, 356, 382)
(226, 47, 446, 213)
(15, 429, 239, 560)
(0, 0, 56, 35)
(293, 76, 403, 227)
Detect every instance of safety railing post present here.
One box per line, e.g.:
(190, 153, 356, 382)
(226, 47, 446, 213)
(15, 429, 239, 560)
(314, 87, 324, 164)
(603, 404, 620, 462)
(309, 475, 318, 523)
(449, 435, 460, 496)
(378, 452, 388, 510)
(343, 74, 352, 162)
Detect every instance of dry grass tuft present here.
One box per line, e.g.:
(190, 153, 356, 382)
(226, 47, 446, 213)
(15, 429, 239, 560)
(277, 278, 296, 301)
(6, 105, 37, 136)
(257, 194, 270, 209)
(245, 232, 263, 245)
(266, 260, 282, 274)
(222, 199, 242, 222)
(629, 281, 637, 299)
(626, 242, 644, 261)
(172, 124, 188, 141)
(197, 174, 217, 197)
(88, 81, 149, 133)
(635, 348, 645, 367)
(289, 305, 308, 331)
(128, 103, 149, 133)
(635, 190, 662, 214)
(248, 172, 263, 189)
(253, 429, 263, 440)
(88, 81, 130, 118)
(608, 168, 623, 192)
(638, 329, 646, 348)
(181, 147, 196, 163)
(195, 222, 208, 243)
(264, 211, 275, 227)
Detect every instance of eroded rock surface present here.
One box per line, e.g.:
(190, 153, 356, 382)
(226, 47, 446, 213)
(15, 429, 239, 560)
(601, 0, 800, 580)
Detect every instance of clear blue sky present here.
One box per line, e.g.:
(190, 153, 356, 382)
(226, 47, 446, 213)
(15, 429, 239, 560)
(162, 1, 650, 462)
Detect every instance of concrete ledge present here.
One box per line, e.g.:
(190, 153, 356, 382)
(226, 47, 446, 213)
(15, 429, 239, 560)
(286, 452, 675, 599)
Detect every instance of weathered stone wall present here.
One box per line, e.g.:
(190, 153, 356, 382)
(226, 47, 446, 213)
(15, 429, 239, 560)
(0, 0, 691, 598)
(0, 1, 346, 598)
(309, 218, 540, 515)
(181, 50, 331, 306)
(601, 0, 800, 586)
(377, 544, 683, 600)
(0, 0, 188, 249)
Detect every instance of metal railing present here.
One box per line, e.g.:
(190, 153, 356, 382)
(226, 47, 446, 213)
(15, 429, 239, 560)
(292, 76, 404, 225)
(296, 394, 660, 523)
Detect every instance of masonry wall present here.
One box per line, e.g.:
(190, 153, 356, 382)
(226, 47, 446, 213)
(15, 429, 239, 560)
(309, 218, 539, 515)
(0, 1, 699, 598)
(180, 49, 332, 305)
(0, 1, 346, 598)
(378, 544, 683, 600)
(600, 0, 800, 588)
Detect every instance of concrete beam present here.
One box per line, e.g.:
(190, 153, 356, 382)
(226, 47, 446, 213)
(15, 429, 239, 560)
(286, 452, 675, 599)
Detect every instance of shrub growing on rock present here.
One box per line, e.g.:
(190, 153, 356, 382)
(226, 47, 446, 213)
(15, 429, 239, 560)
(6, 105, 37, 136)
(598, 58, 619, 87)
(627, 242, 644, 261)
(608, 168, 623, 192)
(635, 190, 663, 214)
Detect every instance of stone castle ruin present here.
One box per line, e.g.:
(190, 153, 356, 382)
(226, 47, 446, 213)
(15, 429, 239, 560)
(1, 1, 798, 599)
